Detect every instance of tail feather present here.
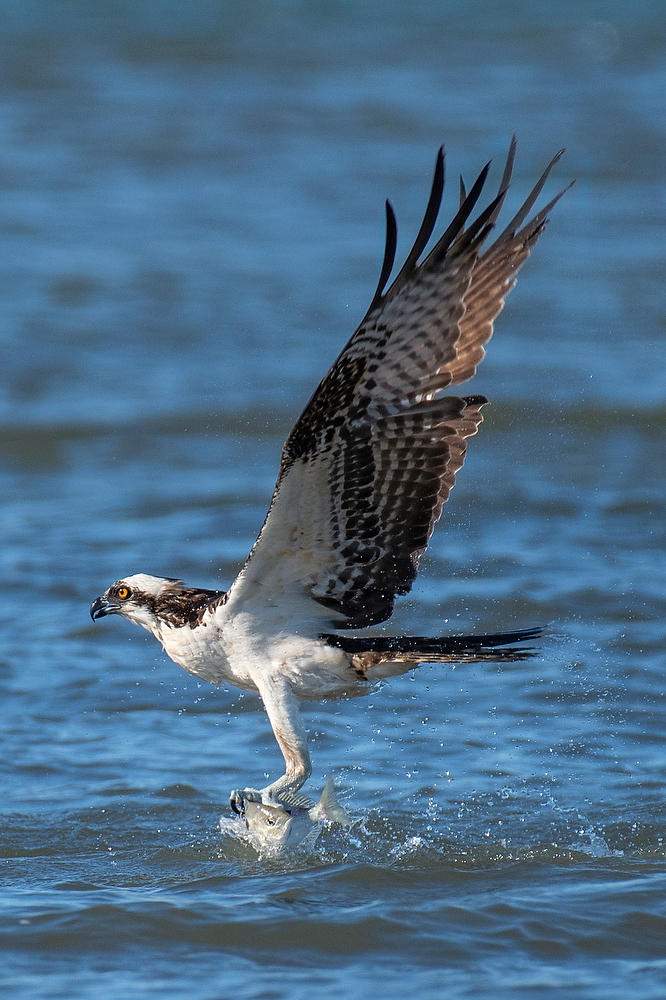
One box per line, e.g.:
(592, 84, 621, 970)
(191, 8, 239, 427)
(322, 627, 544, 673)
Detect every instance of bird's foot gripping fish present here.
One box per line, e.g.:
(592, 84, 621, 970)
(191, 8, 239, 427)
(231, 777, 352, 854)
(91, 139, 571, 816)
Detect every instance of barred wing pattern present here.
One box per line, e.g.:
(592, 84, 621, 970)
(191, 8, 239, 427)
(228, 141, 569, 627)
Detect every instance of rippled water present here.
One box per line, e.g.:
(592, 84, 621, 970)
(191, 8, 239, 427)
(1, 3, 665, 998)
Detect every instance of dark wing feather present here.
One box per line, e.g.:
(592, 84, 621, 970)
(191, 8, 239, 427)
(295, 394, 486, 626)
(227, 142, 568, 626)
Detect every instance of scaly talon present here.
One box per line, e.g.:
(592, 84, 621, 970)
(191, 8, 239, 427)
(229, 787, 262, 815)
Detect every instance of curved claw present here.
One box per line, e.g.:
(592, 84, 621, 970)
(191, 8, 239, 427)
(229, 787, 262, 816)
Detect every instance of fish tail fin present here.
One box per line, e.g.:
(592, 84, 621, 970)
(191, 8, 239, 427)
(313, 776, 352, 827)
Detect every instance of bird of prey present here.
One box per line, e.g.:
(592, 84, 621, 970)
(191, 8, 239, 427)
(91, 139, 569, 812)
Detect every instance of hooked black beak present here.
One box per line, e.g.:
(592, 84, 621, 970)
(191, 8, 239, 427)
(90, 596, 119, 621)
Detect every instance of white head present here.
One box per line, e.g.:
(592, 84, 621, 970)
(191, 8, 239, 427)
(90, 574, 188, 635)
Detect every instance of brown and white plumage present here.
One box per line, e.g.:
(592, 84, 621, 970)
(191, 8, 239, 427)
(229, 139, 569, 628)
(91, 140, 570, 811)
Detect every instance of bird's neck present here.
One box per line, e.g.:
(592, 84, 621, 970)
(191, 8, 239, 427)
(153, 586, 227, 630)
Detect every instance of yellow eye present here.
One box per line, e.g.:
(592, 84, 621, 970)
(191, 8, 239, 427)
(116, 586, 130, 600)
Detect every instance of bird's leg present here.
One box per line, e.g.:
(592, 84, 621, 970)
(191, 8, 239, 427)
(229, 678, 312, 813)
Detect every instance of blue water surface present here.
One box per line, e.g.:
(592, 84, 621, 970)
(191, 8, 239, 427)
(1, 2, 665, 999)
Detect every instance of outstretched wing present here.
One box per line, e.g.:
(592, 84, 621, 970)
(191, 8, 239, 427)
(227, 140, 570, 628)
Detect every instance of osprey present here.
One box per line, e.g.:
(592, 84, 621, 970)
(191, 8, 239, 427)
(91, 139, 569, 812)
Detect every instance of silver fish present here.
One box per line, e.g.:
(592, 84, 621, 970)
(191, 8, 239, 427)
(238, 777, 351, 853)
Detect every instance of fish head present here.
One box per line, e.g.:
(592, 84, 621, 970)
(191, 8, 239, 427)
(241, 799, 311, 852)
